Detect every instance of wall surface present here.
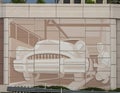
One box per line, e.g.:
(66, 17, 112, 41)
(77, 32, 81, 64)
(0, 3, 119, 92)
(1, 18, 116, 91)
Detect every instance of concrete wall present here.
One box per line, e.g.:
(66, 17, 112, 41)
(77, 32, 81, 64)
(0, 3, 119, 92)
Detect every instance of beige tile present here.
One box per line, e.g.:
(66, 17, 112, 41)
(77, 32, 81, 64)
(60, 27, 85, 37)
(84, 5, 110, 18)
(101, 27, 110, 31)
(117, 45, 120, 57)
(111, 19, 116, 25)
(57, 4, 83, 17)
(4, 5, 29, 17)
(117, 71, 120, 86)
(86, 31, 100, 37)
(116, 58, 120, 70)
(47, 31, 60, 40)
(117, 20, 120, 31)
(14, 19, 35, 25)
(60, 19, 85, 24)
(101, 31, 111, 44)
(87, 45, 98, 55)
(35, 20, 45, 31)
(30, 5, 56, 17)
(85, 19, 102, 24)
(111, 5, 120, 18)
(86, 27, 102, 31)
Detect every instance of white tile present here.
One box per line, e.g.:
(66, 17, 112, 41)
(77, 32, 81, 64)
(4, 18, 9, 31)
(111, 39, 116, 52)
(111, 65, 116, 78)
(4, 31, 8, 44)
(111, 52, 116, 65)
(111, 25, 116, 38)
(111, 78, 116, 89)
(4, 45, 8, 57)
(3, 58, 8, 71)
(3, 70, 9, 85)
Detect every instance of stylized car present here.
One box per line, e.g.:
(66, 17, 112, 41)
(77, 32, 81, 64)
(13, 40, 89, 81)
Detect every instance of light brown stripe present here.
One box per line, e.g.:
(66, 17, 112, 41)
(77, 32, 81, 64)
(48, 24, 110, 27)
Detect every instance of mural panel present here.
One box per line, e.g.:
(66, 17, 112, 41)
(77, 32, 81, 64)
(9, 18, 112, 90)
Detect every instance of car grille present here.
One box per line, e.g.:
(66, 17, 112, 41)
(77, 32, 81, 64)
(27, 53, 69, 60)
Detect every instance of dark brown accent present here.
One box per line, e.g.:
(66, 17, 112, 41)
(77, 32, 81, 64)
(0, 19, 3, 84)
(10, 22, 40, 47)
(27, 53, 70, 60)
(17, 26, 29, 44)
(9, 57, 24, 83)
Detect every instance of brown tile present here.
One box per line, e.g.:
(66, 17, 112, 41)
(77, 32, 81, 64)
(10, 23, 16, 38)
(9, 57, 24, 83)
